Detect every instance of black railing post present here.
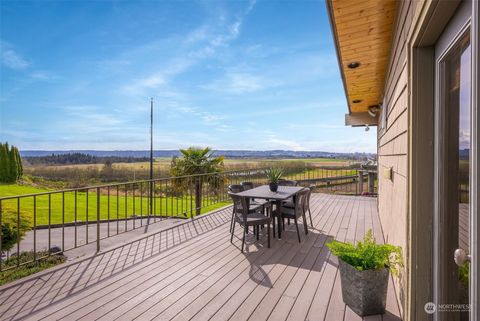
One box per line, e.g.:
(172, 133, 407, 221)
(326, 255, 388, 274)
(358, 170, 364, 195)
(96, 187, 100, 252)
(62, 192, 65, 253)
(74, 191, 77, 248)
(368, 171, 375, 193)
(17, 198, 20, 267)
(107, 186, 110, 236)
(0, 200, 2, 272)
(86, 191, 89, 244)
(48, 194, 51, 252)
(33, 196, 36, 262)
(149, 179, 153, 219)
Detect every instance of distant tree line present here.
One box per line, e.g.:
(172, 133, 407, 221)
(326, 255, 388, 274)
(24, 153, 151, 166)
(0, 142, 23, 183)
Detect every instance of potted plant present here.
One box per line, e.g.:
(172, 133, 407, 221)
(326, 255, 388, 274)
(264, 168, 283, 192)
(327, 230, 403, 316)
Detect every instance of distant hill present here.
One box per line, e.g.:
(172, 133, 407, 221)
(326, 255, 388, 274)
(20, 150, 376, 160)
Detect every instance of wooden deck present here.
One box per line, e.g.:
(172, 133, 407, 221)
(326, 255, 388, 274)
(0, 193, 402, 321)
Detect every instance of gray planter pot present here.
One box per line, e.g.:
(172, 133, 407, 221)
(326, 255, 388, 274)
(338, 259, 389, 316)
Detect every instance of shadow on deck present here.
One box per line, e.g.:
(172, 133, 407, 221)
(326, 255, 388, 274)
(0, 193, 402, 321)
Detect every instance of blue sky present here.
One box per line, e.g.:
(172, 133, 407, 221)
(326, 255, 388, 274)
(0, 0, 376, 152)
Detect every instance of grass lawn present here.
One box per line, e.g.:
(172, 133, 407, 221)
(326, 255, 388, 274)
(0, 183, 230, 226)
(0, 184, 51, 197)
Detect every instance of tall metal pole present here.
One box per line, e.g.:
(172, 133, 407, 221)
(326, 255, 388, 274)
(149, 98, 154, 217)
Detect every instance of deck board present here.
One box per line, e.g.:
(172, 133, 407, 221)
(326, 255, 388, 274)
(0, 194, 402, 321)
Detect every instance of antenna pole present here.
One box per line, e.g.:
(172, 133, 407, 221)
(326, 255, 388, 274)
(149, 98, 154, 218)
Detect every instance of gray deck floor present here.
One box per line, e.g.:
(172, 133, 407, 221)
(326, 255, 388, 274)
(0, 193, 402, 321)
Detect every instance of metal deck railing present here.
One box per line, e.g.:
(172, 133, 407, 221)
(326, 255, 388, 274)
(0, 166, 377, 271)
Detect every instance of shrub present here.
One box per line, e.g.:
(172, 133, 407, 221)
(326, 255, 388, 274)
(327, 229, 403, 276)
(0, 250, 66, 286)
(1, 210, 31, 254)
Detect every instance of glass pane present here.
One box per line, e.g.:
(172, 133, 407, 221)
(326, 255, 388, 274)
(443, 32, 471, 320)
(457, 38, 470, 320)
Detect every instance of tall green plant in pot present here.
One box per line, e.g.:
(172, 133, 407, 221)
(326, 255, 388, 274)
(265, 168, 283, 192)
(327, 230, 403, 316)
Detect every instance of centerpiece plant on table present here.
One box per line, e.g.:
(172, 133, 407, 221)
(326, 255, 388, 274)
(264, 168, 283, 192)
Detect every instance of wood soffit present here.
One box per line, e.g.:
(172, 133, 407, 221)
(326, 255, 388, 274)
(327, 0, 397, 116)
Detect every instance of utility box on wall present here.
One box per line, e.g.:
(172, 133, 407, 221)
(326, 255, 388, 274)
(382, 167, 393, 181)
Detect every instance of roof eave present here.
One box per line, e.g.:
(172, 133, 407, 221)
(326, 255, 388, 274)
(325, 0, 352, 114)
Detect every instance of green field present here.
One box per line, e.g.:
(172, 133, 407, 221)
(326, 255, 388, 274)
(2, 157, 358, 226)
(0, 184, 230, 226)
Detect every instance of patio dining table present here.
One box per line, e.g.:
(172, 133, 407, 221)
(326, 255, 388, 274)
(235, 185, 305, 239)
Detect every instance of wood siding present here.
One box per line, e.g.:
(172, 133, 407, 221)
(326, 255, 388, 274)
(377, 0, 423, 317)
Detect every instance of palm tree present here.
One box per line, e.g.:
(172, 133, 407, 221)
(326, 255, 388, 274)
(171, 147, 224, 216)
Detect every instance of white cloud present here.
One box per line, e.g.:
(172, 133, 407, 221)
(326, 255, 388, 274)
(202, 72, 264, 94)
(61, 105, 126, 127)
(246, 0, 257, 14)
(184, 25, 210, 45)
(171, 104, 224, 125)
(263, 136, 306, 151)
(215, 124, 233, 132)
(123, 58, 194, 94)
(227, 73, 263, 93)
(125, 74, 166, 93)
(1, 41, 29, 70)
(201, 113, 223, 123)
(121, 0, 256, 96)
(30, 71, 58, 80)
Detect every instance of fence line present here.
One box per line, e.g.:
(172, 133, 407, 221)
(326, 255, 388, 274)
(0, 166, 377, 271)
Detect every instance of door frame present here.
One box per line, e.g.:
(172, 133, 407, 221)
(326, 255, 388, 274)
(409, 0, 479, 320)
(470, 1, 479, 320)
(433, 3, 471, 317)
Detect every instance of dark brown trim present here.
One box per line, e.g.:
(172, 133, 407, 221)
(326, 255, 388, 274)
(408, 1, 463, 320)
(410, 42, 435, 321)
(470, 1, 479, 319)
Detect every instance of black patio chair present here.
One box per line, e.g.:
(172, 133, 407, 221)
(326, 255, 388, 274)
(280, 188, 309, 243)
(228, 184, 265, 233)
(304, 187, 313, 227)
(241, 181, 254, 190)
(282, 186, 314, 228)
(229, 193, 271, 252)
(278, 179, 298, 186)
(278, 180, 298, 225)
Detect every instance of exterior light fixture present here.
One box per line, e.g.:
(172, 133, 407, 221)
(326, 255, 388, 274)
(368, 105, 380, 117)
(365, 124, 370, 132)
(348, 62, 360, 69)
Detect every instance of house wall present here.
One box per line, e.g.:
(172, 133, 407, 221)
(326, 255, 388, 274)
(377, 0, 423, 316)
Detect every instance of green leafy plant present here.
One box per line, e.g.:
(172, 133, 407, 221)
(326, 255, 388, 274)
(170, 147, 224, 215)
(1, 210, 31, 254)
(327, 229, 403, 276)
(265, 168, 283, 183)
(459, 263, 469, 287)
(0, 250, 66, 286)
